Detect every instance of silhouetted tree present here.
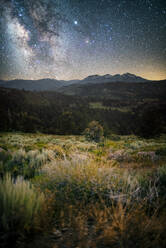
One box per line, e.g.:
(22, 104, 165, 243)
(84, 121, 104, 142)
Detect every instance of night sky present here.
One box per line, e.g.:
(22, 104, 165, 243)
(0, 0, 166, 81)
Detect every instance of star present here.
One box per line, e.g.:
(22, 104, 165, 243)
(0, 0, 166, 81)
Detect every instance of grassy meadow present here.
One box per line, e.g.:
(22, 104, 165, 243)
(0, 132, 166, 247)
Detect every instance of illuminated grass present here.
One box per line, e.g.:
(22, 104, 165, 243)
(0, 132, 166, 247)
(0, 174, 46, 245)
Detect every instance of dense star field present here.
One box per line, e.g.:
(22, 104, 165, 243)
(0, 0, 166, 81)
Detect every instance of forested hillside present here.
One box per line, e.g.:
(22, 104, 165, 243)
(0, 82, 166, 137)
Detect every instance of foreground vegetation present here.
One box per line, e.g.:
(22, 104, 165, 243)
(0, 132, 166, 247)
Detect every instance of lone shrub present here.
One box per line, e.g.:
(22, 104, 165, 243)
(84, 121, 104, 142)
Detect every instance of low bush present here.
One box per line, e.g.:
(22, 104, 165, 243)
(157, 165, 166, 199)
(0, 174, 46, 247)
(0, 149, 50, 179)
(156, 148, 166, 156)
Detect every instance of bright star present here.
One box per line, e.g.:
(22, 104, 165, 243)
(74, 20, 78, 25)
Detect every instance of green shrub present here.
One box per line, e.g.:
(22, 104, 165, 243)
(0, 174, 45, 246)
(84, 121, 104, 142)
(157, 165, 166, 199)
(2, 149, 49, 179)
(0, 149, 11, 163)
(156, 148, 166, 156)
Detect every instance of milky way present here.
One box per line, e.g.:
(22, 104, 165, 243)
(0, 0, 166, 80)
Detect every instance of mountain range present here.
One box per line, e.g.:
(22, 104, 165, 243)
(0, 73, 149, 92)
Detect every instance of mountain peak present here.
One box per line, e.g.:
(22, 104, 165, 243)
(120, 73, 147, 82)
(84, 75, 101, 80)
(103, 74, 112, 78)
(81, 73, 148, 84)
(123, 72, 136, 77)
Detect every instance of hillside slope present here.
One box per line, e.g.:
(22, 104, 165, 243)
(57, 80, 166, 100)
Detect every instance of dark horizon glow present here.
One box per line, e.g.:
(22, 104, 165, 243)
(0, 0, 166, 81)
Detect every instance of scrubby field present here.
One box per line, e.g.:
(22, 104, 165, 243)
(0, 132, 166, 248)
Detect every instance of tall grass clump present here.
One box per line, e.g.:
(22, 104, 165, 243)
(1, 149, 50, 179)
(36, 160, 141, 208)
(0, 174, 46, 247)
(156, 165, 166, 199)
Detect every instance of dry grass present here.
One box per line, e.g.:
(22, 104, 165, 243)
(0, 132, 166, 247)
(43, 200, 166, 248)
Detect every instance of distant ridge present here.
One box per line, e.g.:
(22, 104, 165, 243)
(0, 73, 150, 92)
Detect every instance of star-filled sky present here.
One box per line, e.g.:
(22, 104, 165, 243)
(0, 0, 166, 81)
